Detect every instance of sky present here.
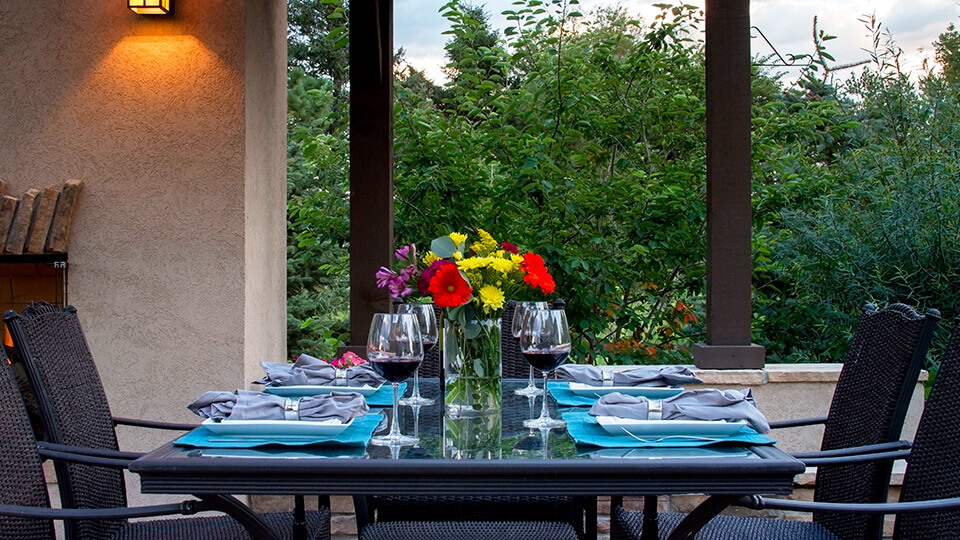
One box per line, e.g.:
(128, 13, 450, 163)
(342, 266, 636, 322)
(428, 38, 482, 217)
(394, 0, 960, 84)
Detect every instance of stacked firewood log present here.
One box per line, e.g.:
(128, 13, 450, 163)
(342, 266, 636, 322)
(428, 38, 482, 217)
(0, 179, 82, 254)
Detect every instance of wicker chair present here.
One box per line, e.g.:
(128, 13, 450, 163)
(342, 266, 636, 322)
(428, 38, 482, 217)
(3, 303, 330, 540)
(612, 303, 941, 540)
(614, 315, 960, 540)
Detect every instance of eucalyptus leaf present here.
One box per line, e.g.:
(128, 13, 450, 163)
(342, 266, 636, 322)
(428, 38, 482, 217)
(431, 236, 457, 258)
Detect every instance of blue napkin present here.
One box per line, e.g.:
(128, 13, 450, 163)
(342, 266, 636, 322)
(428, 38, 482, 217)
(561, 409, 774, 448)
(547, 381, 683, 407)
(173, 413, 383, 449)
(548, 381, 602, 406)
(367, 383, 407, 407)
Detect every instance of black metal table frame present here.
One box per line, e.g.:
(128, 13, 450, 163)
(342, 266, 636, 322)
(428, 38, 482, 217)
(132, 443, 802, 540)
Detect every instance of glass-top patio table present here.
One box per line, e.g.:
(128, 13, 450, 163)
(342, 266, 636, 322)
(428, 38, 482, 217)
(130, 379, 804, 540)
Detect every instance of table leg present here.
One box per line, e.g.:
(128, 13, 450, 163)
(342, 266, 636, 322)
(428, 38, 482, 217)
(293, 495, 307, 540)
(640, 495, 658, 540)
(584, 496, 598, 540)
(665, 494, 741, 540)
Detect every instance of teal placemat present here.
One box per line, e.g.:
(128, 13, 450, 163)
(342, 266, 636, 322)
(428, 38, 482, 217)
(173, 413, 383, 449)
(561, 409, 774, 448)
(547, 381, 602, 406)
(368, 383, 407, 406)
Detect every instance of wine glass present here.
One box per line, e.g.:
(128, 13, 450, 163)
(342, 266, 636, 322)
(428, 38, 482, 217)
(520, 308, 570, 429)
(398, 303, 437, 406)
(367, 312, 423, 446)
(512, 301, 548, 396)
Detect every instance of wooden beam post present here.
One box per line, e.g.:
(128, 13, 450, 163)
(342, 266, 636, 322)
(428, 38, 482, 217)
(693, 0, 765, 369)
(344, 0, 394, 356)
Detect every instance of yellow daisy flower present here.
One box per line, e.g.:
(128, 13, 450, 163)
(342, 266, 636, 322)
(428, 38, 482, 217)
(477, 285, 505, 313)
(423, 251, 439, 265)
(490, 257, 514, 274)
(449, 232, 468, 246)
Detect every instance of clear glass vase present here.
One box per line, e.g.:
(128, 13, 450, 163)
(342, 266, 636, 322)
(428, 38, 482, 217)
(442, 317, 502, 417)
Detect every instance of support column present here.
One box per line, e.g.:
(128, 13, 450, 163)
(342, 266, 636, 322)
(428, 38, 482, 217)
(693, 0, 765, 369)
(346, 0, 394, 354)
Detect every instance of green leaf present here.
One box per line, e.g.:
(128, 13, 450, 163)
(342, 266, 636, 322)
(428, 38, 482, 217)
(431, 236, 457, 258)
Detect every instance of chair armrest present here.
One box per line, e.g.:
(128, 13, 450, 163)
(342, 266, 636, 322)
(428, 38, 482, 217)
(37, 447, 135, 469)
(768, 416, 828, 429)
(113, 416, 197, 431)
(36, 441, 143, 461)
(802, 449, 910, 467)
(744, 495, 960, 516)
(792, 440, 912, 460)
(0, 500, 210, 521)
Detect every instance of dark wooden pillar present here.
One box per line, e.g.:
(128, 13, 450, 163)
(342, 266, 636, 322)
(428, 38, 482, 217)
(692, 0, 765, 369)
(344, 0, 393, 354)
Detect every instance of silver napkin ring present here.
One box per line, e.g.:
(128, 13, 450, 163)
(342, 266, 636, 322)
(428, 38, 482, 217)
(601, 371, 614, 387)
(283, 398, 300, 421)
(648, 399, 663, 421)
(334, 368, 348, 386)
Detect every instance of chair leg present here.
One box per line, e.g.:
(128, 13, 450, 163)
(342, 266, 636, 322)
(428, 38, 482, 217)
(640, 496, 658, 540)
(293, 495, 307, 540)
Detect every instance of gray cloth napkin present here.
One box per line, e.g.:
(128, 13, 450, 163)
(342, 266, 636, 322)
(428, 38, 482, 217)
(556, 365, 702, 387)
(588, 389, 770, 433)
(188, 389, 369, 423)
(256, 354, 384, 387)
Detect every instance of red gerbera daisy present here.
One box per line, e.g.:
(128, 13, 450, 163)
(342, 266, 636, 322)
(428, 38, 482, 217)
(520, 253, 556, 294)
(428, 263, 473, 308)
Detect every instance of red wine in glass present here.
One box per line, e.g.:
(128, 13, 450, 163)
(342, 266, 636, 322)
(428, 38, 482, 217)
(369, 357, 422, 383)
(521, 349, 569, 372)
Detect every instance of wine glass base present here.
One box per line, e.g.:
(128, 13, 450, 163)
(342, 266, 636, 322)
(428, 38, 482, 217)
(399, 395, 435, 406)
(370, 434, 420, 447)
(523, 417, 566, 429)
(514, 385, 543, 396)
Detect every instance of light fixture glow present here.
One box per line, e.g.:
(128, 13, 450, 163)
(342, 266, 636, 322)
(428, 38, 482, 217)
(128, 0, 172, 15)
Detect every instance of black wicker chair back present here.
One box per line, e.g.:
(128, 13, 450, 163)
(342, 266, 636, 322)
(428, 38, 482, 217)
(5, 303, 127, 540)
(417, 305, 442, 378)
(0, 353, 57, 539)
(501, 301, 529, 378)
(893, 317, 960, 540)
(813, 303, 939, 540)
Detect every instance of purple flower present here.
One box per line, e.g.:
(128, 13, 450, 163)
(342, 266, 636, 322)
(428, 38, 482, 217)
(375, 266, 410, 298)
(418, 259, 454, 296)
(376, 266, 397, 288)
(395, 244, 417, 262)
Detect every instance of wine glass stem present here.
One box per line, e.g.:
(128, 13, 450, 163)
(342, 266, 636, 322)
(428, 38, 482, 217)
(539, 373, 552, 421)
(412, 370, 421, 398)
(528, 366, 535, 388)
(390, 382, 401, 438)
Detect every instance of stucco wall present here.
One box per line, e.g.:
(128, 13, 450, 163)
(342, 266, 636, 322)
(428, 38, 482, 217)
(0, 0, 285, 461)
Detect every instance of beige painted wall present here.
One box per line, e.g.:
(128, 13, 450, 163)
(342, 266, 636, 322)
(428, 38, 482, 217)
(0, 0, 286, 465)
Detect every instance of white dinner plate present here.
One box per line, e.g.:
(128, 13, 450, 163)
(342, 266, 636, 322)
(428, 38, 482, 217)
(262, 384, 381, 397)
(202, 417, 353, 437)
(567, 383, 683, 399)
(594, 416, 748, 437)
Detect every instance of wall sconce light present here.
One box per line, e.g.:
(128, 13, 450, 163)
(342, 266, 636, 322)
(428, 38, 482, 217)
(128, 0, 173, 15)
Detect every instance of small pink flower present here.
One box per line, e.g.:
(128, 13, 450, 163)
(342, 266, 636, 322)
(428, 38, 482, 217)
(502, 242, 519, 254)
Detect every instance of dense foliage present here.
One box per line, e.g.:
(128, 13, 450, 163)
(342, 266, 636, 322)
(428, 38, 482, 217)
(286, 0, 960, 368)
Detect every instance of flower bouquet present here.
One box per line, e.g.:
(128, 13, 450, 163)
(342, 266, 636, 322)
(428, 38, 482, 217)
(377, 229, 555, 416)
